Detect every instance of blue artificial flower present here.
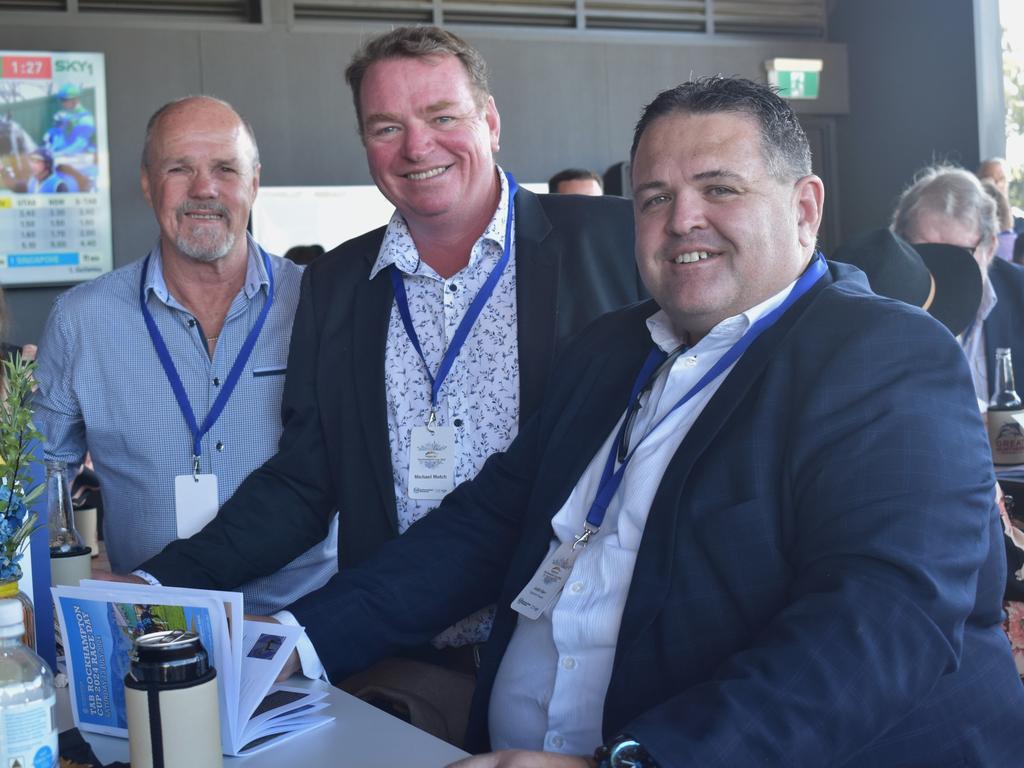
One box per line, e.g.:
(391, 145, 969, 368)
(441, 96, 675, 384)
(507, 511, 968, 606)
(0, 487, 26, 526)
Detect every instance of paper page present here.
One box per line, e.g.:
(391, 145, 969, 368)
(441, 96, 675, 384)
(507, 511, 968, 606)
(53, 583, 235, 752)
(236, 715, 334, 756)
(78, 580, 244, 740)
(247, 687, 327, 729)
(237, 620, 304, 726)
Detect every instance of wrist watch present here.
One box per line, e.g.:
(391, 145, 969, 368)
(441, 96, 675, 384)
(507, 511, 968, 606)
(593, 734, 659, 768)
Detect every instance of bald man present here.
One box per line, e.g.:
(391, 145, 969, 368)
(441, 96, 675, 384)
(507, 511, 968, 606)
(33, 96, 338, 613)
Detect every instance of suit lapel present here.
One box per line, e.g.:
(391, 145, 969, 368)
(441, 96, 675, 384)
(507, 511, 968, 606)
(513, 189, 558, 424)
(611, 269, 834, 667)
(351, 243, 401, 535)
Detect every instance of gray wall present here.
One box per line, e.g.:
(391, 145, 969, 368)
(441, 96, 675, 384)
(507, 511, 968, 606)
(828, 0, 1003, 241)
(0, 14, 848, 344)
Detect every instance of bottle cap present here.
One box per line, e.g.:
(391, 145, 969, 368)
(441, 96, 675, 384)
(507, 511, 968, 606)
(0, 598, 25, 637)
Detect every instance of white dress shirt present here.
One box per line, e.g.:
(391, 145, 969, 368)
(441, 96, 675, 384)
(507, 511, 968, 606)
(961, 271, 997, 404)
(488, 277, 799, 755)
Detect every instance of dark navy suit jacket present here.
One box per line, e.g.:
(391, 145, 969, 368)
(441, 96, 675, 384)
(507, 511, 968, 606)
(284, 262, 1024, 766)
(985, 257, 1024, 396)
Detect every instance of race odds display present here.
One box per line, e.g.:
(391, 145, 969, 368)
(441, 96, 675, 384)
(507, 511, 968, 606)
(0, 51, 112, 286)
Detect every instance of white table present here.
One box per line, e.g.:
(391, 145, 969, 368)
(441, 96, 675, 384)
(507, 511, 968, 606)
(57, 677, 470, 767)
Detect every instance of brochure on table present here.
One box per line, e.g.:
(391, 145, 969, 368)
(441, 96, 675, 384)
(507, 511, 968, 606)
(51, 581, 332, 756)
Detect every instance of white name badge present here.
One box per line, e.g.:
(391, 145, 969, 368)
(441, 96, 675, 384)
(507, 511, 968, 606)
(511, 538, 583, 620)
(174, 473, 219, 539)
(408, 425, 456, 500)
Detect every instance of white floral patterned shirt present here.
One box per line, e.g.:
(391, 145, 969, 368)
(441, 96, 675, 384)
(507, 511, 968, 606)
(369, 168, 519, 647)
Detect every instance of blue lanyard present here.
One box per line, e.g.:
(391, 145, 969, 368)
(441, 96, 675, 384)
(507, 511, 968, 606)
(388, 173, 518, 421)
(575, 253, 828, 547)
(140, 245, 276, 475)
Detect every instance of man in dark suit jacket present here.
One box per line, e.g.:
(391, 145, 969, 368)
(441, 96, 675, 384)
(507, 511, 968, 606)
(894, 164, 1024, 402)
(204, 78, 1024, 766)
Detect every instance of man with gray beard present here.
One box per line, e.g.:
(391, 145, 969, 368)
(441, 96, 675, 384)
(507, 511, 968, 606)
(33, 96, 339, 613)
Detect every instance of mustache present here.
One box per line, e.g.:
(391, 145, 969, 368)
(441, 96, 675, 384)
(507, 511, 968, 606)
(177, 201, 230, 218)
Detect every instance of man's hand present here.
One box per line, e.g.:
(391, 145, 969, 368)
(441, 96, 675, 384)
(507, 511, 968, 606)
(245, 614, 301, 681)
(446, 751, 595, 768)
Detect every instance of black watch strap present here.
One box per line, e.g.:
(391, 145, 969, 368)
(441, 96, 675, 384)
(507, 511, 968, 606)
(594, 734, 659, 768)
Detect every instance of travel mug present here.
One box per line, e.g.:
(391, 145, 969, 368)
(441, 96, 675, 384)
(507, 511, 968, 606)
(124, 629, 222, 768)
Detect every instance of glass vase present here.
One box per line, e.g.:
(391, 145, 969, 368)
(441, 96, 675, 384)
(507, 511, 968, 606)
(0, 579, 34, 650)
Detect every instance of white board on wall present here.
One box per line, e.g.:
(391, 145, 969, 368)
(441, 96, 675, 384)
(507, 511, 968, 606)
(250, 182, 548, 257)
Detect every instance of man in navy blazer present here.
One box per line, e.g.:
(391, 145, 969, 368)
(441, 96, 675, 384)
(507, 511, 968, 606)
(260, 77, 1024, 766)
(893, 164, 1024, 402)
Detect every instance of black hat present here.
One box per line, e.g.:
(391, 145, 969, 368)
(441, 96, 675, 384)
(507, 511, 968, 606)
(833, 228, 981, 336)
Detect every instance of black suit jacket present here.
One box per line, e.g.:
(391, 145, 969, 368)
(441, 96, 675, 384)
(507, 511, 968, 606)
(143, 188, 644, 582)
(280, 262, 1024, 766)
(984, 256, 1024, 396)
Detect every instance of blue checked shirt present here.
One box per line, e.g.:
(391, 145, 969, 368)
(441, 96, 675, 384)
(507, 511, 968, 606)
(33, 236, 338, 614)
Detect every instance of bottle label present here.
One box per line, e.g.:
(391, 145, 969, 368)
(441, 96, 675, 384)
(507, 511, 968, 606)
(988, 410, 1024, 465)
(0, 695, 57, 768)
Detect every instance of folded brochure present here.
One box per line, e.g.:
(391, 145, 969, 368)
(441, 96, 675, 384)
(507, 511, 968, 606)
(52, 581, 333, 755)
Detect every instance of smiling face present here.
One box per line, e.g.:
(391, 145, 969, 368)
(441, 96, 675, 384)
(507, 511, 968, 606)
(141, 98, 259, 265)
(631, 110, 823, 341)
(358, 54, 501, 235)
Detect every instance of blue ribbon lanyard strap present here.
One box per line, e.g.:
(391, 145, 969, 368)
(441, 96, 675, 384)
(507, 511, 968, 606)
(389, 174, 519, 425)
(577, 253, 828, 547)
(140, 246, 276, 477)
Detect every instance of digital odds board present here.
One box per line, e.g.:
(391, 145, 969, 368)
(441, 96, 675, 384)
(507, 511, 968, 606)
(0, 51, 112, 286)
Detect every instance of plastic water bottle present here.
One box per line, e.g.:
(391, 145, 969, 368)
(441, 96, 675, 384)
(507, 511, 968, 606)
(0, 598, 57, 768)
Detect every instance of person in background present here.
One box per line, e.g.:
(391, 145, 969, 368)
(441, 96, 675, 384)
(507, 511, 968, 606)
(981, 179, 1018, 263)
(978, 157, 1024, 235)
(547, 167, 603, 196)
(33, 95, 338, 615)
(136, 26, 643, 745)
(893, 163, 1024, 406)
(283, 244, 324, 266)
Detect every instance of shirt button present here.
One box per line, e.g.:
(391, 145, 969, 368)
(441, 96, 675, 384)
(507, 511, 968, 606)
(215, 441, 224, 452)
(213, 377, 221, 386)
(561, 657, 577, 670)
(447, 282, 458, 293)
(683, 355, 698, 367)
(570, 581, 584, 593)
(550, 735, 564, 749)
(453, 418, 463, 428)
(187, 319, 196, 328)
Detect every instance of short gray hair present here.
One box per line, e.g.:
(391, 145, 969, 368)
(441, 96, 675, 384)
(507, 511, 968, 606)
(141, 95, 260, 170)
(891, 163, 997, 247)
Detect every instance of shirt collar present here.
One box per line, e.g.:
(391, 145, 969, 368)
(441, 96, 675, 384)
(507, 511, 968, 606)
(369, 166, 511, 280)
(144, 232, 269, 306)
(646, 270, 803, 354)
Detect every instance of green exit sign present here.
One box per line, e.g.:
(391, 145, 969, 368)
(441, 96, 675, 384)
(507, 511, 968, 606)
(766, 58, 823, 100)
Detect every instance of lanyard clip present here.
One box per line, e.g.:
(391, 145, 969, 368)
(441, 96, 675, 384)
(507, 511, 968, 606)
(573, 523, 599, 551)
(426, 409, 437, 434)
(192, 454, 201, 482)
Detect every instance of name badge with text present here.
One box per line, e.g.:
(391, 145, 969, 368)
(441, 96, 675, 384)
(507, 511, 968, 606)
(511, 538, 583, 620)
(174, 473, 219, 539)
(408, 425, 456, 500)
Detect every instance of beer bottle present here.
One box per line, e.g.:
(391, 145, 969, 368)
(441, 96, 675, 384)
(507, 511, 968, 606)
(988, 347, 1024, 465)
